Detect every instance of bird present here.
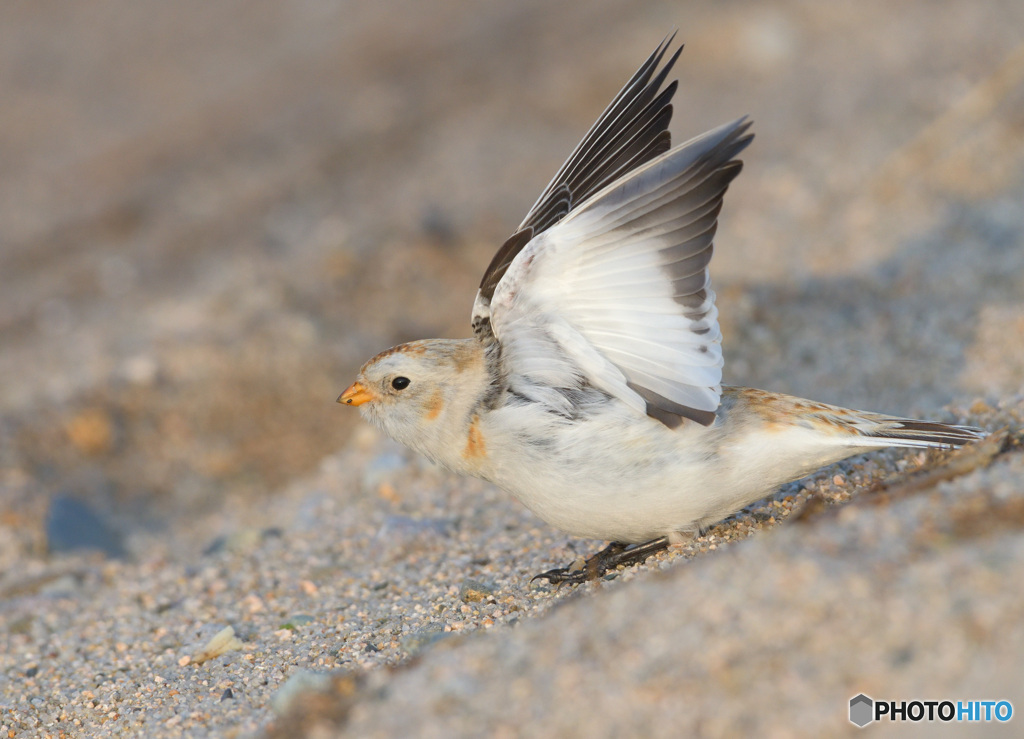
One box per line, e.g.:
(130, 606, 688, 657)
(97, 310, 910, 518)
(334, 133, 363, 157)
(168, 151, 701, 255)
(338, 37, 985, 584)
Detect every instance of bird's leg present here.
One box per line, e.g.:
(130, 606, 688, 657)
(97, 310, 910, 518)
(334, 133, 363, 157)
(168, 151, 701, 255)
(532, 537, 671, 585)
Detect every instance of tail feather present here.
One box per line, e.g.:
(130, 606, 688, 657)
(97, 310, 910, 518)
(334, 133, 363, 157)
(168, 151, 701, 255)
(729, 387, 987, 452)
(860, 419, 986, 450)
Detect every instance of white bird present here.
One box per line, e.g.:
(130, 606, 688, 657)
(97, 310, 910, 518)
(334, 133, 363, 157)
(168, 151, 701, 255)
(339, 38, 984, 583)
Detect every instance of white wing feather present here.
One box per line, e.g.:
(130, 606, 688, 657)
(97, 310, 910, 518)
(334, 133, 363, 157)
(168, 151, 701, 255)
(486, 118, 752, 426)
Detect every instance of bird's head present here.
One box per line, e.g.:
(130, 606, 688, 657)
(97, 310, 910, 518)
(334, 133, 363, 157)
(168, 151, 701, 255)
(338, 339, 490, 463)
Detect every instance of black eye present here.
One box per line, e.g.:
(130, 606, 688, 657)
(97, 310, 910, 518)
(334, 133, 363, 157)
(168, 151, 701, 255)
(391, 376, 410, 390)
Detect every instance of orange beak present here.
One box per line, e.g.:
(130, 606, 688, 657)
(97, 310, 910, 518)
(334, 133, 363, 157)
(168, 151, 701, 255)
(337, 381, 375, 406)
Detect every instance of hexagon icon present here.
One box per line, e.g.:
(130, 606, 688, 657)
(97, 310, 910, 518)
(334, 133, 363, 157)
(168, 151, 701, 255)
(850, 694, 874, 728)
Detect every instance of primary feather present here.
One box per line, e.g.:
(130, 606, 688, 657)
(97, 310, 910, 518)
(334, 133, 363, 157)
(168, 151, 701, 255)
(486, 118, 751, 427)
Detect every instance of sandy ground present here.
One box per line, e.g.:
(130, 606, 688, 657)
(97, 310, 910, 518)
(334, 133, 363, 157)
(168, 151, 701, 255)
(2, 1, 1024, 736)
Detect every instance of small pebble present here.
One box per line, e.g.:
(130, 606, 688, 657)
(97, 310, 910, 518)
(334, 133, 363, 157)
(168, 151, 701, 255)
(191, 625, 243, 665)
(459, 579, 496, 603)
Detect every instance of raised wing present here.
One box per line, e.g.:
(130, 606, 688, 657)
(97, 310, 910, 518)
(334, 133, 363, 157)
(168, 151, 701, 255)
(488, 118, 753, 427)
(474, 36, 682, 325)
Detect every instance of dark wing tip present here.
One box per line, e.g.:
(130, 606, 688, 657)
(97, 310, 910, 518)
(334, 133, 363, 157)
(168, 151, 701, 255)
(478, 227, 534, 300)
(477, 36, 686, 305)
(628, 382, 718, 428)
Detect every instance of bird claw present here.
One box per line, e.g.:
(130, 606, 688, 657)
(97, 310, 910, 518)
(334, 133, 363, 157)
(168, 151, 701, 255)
(532, 538, 670, 585)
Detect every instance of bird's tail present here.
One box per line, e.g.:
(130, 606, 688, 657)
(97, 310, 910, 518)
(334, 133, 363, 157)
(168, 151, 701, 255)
(852, 417, 986, 450)
(731, 387, 986, 451)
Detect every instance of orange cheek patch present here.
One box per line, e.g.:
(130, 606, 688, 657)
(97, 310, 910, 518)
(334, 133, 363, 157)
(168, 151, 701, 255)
(424, 391, 444, 421)
(463, 416, 487, 458)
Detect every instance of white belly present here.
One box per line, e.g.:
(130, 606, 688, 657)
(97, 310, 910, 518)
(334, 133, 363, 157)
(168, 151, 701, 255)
(477, 401, 864, 542)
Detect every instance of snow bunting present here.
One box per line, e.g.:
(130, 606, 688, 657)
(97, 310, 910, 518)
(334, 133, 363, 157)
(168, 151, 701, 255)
(339, 38, 984, 583)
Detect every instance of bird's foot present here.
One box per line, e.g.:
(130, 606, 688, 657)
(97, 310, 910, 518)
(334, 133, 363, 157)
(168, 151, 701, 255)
(532, 537, 670, 585)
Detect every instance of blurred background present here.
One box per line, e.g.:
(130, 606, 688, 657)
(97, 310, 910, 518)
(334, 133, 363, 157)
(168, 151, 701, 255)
(2, 0, 1023, 560)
